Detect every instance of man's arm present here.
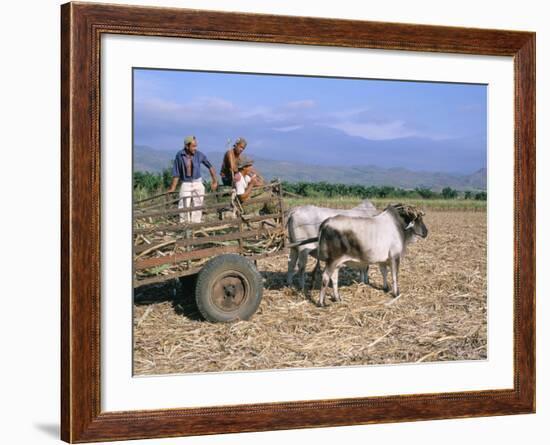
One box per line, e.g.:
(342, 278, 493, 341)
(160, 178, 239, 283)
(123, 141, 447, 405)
(239, 176, 260, 202)
(239, 182, 254, 202)
(201, 153, 218, 191)
(228, 150, 241, 184)
(228, 150, 237, 174)
(167, 177, 179, 193)
(167, 156, 180, 192)
(208, 166, 218, 191)
(249, 168, 264, 185)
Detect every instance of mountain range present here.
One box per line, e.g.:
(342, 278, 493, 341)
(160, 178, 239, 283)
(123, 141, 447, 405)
(134, 145, 486, 191)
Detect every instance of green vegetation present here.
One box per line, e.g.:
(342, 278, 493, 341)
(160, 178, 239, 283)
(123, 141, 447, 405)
(280, 181, 486, 201)
(133, 170, 486, 211)
(441, 186, 458, 199)
(133, 168, 173, 201)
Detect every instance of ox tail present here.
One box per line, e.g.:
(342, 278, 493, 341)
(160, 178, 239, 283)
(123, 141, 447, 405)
(286, 236, 318, 249)
(284, 207, 298, 228)
(285, 209, 296, 245)
(317, 220, 332, 262)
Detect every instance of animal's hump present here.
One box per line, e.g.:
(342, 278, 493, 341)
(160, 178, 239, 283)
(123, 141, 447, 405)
(354, 199, 376, 210)
(386, 203, 425, 219)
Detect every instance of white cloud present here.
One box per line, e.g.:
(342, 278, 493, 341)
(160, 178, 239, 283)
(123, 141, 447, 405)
(327, 107, 371, 120)
(136, 96, 319, 127)
(327, 120, 419, 140)
(136, 96, 241, 126)
(136, 96, 449, 142)
(142, 95, 231, 112)
(273, 125, 304, 132)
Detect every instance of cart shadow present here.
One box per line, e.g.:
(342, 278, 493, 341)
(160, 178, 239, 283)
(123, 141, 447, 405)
(133, 275, 204, 321)
(262, 268, 367, 291)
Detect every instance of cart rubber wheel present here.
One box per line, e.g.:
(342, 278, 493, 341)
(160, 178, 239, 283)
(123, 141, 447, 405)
(195, 254, 263, 322)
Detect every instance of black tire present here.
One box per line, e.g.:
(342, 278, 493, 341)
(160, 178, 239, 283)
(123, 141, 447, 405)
(195, 254, 263, 322)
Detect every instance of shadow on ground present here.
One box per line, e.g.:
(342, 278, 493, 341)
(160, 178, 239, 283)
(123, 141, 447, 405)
(133, 266, 373, 320)
(134, 275, 203, 321)
(267, 267, 369, 290)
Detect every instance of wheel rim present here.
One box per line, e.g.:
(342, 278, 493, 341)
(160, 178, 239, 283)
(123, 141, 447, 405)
(210, 271, 250, 313)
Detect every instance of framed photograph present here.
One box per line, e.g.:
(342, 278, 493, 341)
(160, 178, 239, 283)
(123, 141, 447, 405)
(61, 2, 535, 442)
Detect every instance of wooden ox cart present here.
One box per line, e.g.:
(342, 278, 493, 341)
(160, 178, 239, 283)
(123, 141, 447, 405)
(133, 182, 286, 322)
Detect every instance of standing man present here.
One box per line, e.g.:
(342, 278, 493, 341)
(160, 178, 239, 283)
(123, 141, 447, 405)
(167, 135, 218, 223)
(220, 137, 247, 187)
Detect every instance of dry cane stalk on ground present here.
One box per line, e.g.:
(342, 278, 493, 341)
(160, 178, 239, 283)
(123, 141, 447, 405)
(133, 210, 487, 375)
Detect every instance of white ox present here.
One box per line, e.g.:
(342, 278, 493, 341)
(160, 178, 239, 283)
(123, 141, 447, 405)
(316, 204, 428, 306)
(286, 200, 378, 291)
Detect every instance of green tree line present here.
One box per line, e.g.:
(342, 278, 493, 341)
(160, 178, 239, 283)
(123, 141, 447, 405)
(280, 181, 486, 200)
(133, 169, 487, 201)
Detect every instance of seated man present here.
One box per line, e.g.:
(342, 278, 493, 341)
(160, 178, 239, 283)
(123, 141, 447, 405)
(234, 157, 278, 216)
(234, 156, 262, 201)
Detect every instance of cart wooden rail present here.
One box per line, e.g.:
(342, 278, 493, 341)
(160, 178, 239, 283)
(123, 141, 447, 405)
(133, 181, 287, 322)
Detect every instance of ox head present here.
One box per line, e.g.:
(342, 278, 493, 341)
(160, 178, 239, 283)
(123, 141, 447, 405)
(391, 204, 428, 239)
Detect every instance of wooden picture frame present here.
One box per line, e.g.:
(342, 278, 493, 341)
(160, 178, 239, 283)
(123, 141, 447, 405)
(61, 2, 535, 442)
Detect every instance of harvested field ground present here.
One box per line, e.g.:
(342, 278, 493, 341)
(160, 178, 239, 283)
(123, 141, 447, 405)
(133, 210, 487, 375)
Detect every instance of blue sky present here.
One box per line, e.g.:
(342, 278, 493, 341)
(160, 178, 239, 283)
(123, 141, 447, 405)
(133, 68, 487, 173)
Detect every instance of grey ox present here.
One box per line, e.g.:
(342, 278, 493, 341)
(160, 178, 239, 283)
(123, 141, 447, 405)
(286, 200, 378, 291)
(316, 204, 428, 306)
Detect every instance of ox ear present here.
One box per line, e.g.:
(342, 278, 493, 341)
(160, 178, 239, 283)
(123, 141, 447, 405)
(405, 220, 415, 230)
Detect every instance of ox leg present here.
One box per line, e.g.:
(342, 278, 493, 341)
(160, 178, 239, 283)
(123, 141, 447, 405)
(331, 269, 341, 302)
(391, 257, 400, 298)
(379, 263, 389, 292)
(320, 258, 348, 306)
(319, 260, 341, 306)
(319, 264, 332, 307)
(311, 259, 322, 290)
(360, 265, 370, 285)
(297, 249, 310, 292)
(286, 248, 299, 286)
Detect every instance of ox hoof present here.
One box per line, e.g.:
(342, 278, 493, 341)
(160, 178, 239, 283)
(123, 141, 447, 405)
(384, 293, 402, 306)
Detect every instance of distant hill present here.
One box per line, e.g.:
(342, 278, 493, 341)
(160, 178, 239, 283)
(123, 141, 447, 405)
(134, 145, 486, 191)
(138, 123, 486, 174)
(134, 145, 174, 172)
